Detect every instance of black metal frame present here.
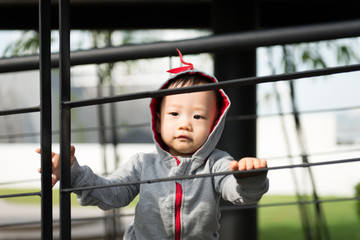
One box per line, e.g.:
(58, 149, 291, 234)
(59, 0, 72, 239)
(0, 1, 360, 238)
(0, 0, 54, 239)
(39, 0, 53, 239)
(1, 18, 360, 73)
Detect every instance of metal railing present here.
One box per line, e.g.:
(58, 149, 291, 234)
(0, 0, 360, 239)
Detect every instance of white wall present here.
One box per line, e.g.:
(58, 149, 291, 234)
(257, 113, 360, 196)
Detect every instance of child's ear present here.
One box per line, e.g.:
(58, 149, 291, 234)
(155, 113, 161, 133)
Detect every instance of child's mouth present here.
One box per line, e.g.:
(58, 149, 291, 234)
(176, 135, 191, 141)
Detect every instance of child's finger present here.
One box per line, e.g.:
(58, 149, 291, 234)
(52, 175, 59, 187)
(233, 158, 268, 178)
(229, 160, 239, 171)
(252, 159, 260, 169)
(253, 158, 267, 169)
(260, 159, 267, 168)
(239, 157, 256, 170)
(70, 145, 76, 155)
(245, 158, 256, 170)
(237, 159, 247, 171)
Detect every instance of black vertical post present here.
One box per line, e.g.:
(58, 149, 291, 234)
(212, 0, 258, 240)
(59, 0, 72, 239)
(39, 0, 53, 239)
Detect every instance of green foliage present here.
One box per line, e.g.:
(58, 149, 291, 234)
(266, 38, 360, 76)
(259, 195, 360, 240)
(3, 30, 40, 57)
(355, 182, 360, 221)
(301, 43, 327, 69)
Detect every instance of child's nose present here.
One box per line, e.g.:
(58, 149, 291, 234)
(178, 117, 192, 131)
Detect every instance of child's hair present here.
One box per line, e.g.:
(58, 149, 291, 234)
(163, 72, 223, 112)
(167, 72, 214, 88)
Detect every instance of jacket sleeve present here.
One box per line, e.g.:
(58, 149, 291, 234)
(70, 153, 142, 210)
(222, 173, 269, 205)
(211, 150, 269, 205)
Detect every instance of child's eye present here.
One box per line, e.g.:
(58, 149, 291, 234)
(170, 112, 178, 116)
(193, 115, 203, 120)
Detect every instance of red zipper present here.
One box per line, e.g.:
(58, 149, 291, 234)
(174, 157, 182, 240)
(175, 182, 183, 240)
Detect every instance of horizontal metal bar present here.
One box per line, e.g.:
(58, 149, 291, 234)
(1, 195, 359, 229)
(1, 19, 360, 73)
(0, 191, 41, 199)
(0, 106, 40, 116)
(265, 148, 360, 162)
(64, 62, 360, 108)
(228, 105, 360, 121)
(62, 157, 360, 193)
(1, 104, 360, 140)
(0, 131, 40, 140)
(0, 122, 149, 140)
(221, 196, 360, 211)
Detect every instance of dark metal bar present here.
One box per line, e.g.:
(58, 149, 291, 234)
(0, 220, 43, 229)
(64, 62, 360, 109)
(39, 0, 53, 239)
(0, 122, 149, 140)
(1, 19, 360, 73)
(220, 196, 360, 211)
(62, 157, 360, 193)
(213, 1, 258, 238)
(0, 106, 40, 116)
(0, 191, 41, 199)
(2, 103, 360, 140)
(228, 105, 360, 121)
(1, 195, 359, 230)
(59, 0, 72, 239)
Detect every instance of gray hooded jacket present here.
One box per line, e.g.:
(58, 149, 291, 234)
(70, 69, 269, 240)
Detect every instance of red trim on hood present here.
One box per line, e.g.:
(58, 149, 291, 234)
(150, 71, 230, 153)
(213, 86, 230, 132)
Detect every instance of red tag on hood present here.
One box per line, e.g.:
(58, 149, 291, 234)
(167, 49, 194, 74)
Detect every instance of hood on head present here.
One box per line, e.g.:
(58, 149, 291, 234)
(150, 50, 231, 159)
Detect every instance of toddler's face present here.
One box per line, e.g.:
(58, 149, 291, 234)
(157, 87, 218, 157)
